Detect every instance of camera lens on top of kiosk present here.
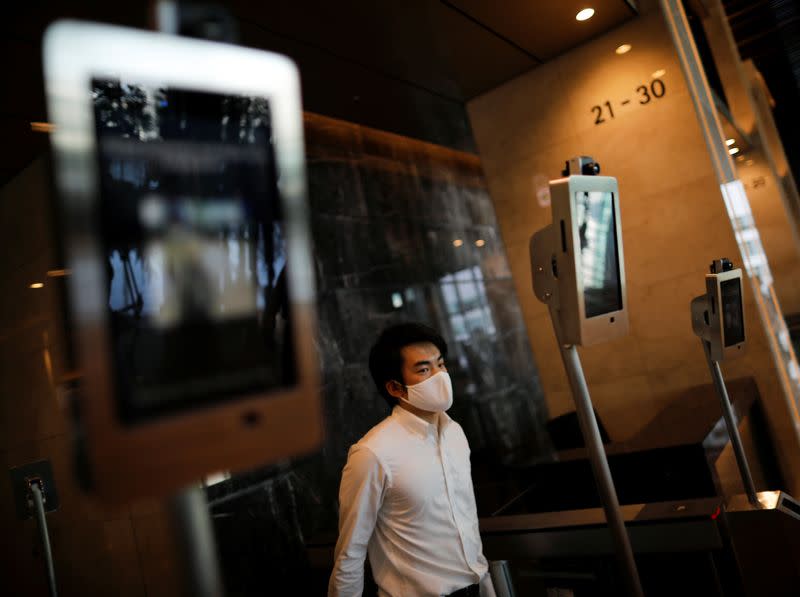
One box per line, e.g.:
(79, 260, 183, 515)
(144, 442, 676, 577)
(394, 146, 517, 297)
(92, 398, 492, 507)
(582, 162, 600, 176)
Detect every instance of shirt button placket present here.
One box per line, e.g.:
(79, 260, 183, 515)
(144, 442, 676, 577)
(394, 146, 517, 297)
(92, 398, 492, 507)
(441, 437, 473, 570)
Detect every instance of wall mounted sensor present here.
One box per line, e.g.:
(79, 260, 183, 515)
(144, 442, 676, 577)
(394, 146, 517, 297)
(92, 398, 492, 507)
(530, 158, 643, 597)
(43, 21, 322, 504)
(691, 258, 746, 362)
(531, 157, 628, 346)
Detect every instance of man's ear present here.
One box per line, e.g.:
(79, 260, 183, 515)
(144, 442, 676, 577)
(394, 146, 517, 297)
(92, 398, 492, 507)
(385, 379, 406, 400)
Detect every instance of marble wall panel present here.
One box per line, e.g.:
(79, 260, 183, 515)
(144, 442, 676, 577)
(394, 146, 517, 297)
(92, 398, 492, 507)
(203, 113, 552, 593)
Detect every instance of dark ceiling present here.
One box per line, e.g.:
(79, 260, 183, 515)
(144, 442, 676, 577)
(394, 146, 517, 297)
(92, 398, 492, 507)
(4, 1, 798, 187)
(0, 0, 637, 186)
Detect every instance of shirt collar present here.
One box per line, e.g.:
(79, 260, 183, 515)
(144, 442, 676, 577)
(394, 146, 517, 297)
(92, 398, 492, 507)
(391, 404, 453, 439)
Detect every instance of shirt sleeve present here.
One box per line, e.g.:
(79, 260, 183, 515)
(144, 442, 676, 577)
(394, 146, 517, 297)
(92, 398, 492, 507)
(328, 444, 387, 597)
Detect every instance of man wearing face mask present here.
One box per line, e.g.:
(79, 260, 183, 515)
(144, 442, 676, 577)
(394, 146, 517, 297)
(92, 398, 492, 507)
(328, 322, 496, 597)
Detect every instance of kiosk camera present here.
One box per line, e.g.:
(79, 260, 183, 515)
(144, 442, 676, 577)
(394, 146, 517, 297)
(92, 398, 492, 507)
(691, 259, 758, 506)
(530, 158, 643, 597)
(43, 21, 322, 505)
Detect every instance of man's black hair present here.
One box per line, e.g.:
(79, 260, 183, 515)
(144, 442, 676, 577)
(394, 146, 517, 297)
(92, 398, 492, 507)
(368, 322, 448, 409)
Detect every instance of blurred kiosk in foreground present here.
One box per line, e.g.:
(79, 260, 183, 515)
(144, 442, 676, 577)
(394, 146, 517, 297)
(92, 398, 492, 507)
(44, 19, 321, 596)
(529, 156, 643, 597)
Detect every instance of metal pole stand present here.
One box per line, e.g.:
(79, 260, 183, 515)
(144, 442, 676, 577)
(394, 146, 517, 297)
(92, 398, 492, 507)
(530, 226, 644, 597)
(9, 460, 60, 597)
(550, 309, 645, 597)
(169, 485, 225, 597)
(700, 339, 760, 507)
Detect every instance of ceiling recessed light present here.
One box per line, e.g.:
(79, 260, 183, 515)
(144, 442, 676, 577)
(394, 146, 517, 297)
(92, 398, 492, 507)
(652, 69, 666, 78)
(453, 239, 463, 247)
(475, 239, 486, 247)
(745, 159, 754, 166)
(30, 282, 44, 289)
(726, 138, 736, 146)
(615, 44, 632, 55)
(576, 8, 595, 21)
(729, 147, 740, 155)
(736, 155, 745, 162)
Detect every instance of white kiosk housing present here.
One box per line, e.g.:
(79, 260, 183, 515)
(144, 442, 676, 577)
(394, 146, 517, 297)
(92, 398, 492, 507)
(530, 156, 643, 597)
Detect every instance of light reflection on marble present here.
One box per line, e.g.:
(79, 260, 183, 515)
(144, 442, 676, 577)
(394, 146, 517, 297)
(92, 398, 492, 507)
(208, 113, 552, 595)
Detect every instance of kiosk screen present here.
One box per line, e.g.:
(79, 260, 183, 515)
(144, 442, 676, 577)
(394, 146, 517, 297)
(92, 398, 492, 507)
(721, 278, 745, 346)
(92, 79, 296, 423)
(575, 191, 623, 318)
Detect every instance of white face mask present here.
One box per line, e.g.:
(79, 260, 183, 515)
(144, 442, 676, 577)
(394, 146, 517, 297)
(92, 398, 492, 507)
(401, 371, 453, 412)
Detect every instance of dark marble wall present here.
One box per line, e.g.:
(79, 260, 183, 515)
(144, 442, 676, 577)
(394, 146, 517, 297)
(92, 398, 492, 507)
(207, 113, 553, 595)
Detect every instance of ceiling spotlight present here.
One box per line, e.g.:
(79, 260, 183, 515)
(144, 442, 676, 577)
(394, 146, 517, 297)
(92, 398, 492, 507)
(736, 155, 745, 162)
(615, 44, 632, 55)
(745, 159, 754, 166)
(726, 138, 736, 146)
(30, 282, 44, 289)
(576, 8, 595, 21)
(729, 147, 740, 155)
(475, 239, 486, 247)
(652, 69, 666, 78)
(453, 239, 463, 247)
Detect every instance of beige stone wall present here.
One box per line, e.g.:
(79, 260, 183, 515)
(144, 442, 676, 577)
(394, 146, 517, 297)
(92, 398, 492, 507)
(467, 11, 800, 494)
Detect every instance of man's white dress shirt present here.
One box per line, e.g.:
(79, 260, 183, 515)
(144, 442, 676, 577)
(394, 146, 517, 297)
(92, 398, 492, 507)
(328, 405, 495, 597)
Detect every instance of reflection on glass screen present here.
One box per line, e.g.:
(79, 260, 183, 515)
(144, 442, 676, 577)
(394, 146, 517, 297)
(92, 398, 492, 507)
(93, 79, 296, 423)
(721, 278, 745, 346)
(575, 191, 622, 318)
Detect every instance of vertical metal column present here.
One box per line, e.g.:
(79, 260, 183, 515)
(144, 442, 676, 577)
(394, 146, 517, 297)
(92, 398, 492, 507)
(489, 560, 516, 597)
(550, 311, 644, 597)
(170, 486, 225, 597)
(701, 340, 760, 506)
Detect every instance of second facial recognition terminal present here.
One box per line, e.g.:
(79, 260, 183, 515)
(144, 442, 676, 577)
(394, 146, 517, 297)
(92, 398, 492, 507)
(531, 157, 628, 346)
(691, 258, 746, 361)
(44, 21, 322, 503)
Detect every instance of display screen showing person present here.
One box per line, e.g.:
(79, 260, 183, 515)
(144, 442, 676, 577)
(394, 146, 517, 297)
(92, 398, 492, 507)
(92, 79, 295, 423)
(576, 190, 622, 318)
(329, 323, 496, 597)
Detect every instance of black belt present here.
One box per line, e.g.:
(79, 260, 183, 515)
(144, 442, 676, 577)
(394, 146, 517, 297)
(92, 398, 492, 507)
(447, 583, 479, 597)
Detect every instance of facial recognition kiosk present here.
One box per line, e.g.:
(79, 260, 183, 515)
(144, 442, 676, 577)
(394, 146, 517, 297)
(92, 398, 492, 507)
(530, 156, 643, 597)
(691, 259, 758, 505)
(43, 21, 322, 504)
(532, 157, 629, 346)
